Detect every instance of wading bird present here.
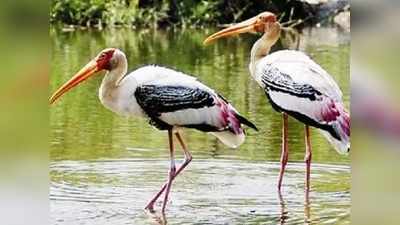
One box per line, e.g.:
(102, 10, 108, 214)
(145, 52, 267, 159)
(204, 12, 350, 191)
(49, 48, 257, 213)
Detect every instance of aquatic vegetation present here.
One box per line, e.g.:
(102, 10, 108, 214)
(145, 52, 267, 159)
(50, 0, 349, 28)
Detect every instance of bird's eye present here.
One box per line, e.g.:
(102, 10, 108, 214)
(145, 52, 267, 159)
(100, 53, 106, 58)
(259, 15, 275, 23)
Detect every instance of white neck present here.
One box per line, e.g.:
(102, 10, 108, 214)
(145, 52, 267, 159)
(249, 24, 281, 78)
(98, 50, 144, 118)
(249, 33, 276, 78)
(99, 52, 128, 106)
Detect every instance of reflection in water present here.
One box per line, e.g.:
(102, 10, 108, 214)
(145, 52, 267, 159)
(278, 191, 288, 224)
(304, 191, 311, 224)
(146, 210, 167, 225)
(50, 160, 350, 224)
(278, 191, 312, 225)
(50, 26, 350, 224)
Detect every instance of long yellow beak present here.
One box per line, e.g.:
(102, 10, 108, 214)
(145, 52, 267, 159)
(203, 11, 277, 45)
(49, 60, 99, 104)
(203, 17, 260, 45)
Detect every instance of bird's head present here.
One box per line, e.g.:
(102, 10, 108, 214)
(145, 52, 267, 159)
(49, 48, 124, 104)
(203, 11, 281, 45)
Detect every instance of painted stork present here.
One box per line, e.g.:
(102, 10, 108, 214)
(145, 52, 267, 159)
(49, 48, 257, 213)
(204, 12, 350, 191)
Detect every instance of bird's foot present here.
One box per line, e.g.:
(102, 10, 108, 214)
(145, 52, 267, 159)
(144, 207, 168, 225)
(161, 199, 169, 214)
(144, 203, 156, 214)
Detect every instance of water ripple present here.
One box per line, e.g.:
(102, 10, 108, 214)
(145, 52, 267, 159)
(51, 159, 350, 225)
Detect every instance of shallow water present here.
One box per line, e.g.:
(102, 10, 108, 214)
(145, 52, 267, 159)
(50, 26, 350, 224)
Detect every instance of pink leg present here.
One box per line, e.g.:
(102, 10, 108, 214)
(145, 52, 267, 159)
(161, 130, 176, 213)
(304, 125, 312, 192)
(278, 113, 289, 191)
(145, 132, 192, 212)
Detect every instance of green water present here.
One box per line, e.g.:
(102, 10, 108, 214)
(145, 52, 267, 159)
(50, 26, 350, 224)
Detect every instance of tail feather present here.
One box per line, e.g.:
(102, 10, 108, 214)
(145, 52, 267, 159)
(320, 104, 350, 154)
(211, 131, 245, 148)
(216, 95, 258, 134)
(235, 114, 258, 131)
(213, 95, 257, 148)
(213, 110, 256, 148)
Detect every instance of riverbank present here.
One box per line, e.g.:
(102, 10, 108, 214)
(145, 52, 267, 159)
(50, 0, 349, 30)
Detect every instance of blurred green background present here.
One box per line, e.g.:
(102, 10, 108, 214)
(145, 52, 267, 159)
(0, 1, 48, 225)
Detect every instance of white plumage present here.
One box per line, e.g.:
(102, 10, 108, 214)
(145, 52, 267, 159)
(252, 50, 350, 154)
(202, 11, 349, 191)
(98, 56, 255, 148)
(254, 50, 343, 101)
(50, 48, 257, 212)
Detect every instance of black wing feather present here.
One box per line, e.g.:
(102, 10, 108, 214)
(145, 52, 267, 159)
(134, 85, 215, 117)
(261, 65, 322, 101)
(261, 65, 340, 139)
